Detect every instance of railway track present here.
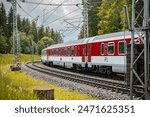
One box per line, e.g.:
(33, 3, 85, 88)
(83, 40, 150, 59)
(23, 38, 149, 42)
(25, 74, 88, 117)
(25, 61, 144, 99)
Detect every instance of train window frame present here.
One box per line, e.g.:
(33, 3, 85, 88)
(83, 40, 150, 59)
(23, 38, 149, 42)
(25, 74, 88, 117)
(63, 48, 66, 56)
(82, 46, 86, 55)
(75, 46, 77, 56)
(51, 49, 53, 56)
(68, 47, 71, 56)
(71, 47, 75, 56)
(108, 42, 114, 55)
(58, 48, 61, 56)
(59, 48, 62, 56)
(118, 41, 126, 55)
(55, 49, 58, 56)
(56, 49, 58, 56)
(87, 44, 91, 55)
(101, 43, 105, 55)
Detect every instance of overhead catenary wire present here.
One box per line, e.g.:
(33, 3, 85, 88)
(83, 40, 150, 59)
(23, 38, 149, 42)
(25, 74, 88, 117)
(42, 0, 69, 25)
(63, 21, 83, 37)
(18, 0, 70, 23)
(33, 0, 54, 22)
(17, 1, 35, 20)
(19, 0, 82, 6)
(17, 0, 83, 41)
(24, 0, 44, 18)
(44, 8, 80, 26)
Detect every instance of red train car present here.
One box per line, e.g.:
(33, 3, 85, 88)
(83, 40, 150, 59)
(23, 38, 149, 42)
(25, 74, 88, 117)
(41, 31, 141, 75)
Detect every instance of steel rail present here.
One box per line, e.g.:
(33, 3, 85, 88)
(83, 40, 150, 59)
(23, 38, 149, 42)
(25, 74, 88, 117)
(25, 62, 144, 99)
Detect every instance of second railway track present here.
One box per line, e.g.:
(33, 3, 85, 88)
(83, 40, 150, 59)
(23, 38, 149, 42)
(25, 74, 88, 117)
(25, 61, 144, 99)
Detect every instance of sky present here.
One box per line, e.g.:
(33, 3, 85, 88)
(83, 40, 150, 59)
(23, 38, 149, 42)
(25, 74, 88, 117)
(1, 0, 83, 42)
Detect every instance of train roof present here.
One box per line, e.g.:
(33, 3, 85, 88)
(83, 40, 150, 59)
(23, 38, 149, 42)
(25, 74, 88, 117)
(88, 31, 132, 43)
(42, 31, 141, 51)
(42, 37, 93, 51)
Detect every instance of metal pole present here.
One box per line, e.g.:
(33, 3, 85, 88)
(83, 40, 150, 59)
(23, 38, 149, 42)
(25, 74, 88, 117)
(143, 0, 150, 100)
(7, 0, 21, 71)
(12, 0, 16, 63)
(123, 5, 131, 30)
(130, 0, 135, 100)
(83, 0, 88, 38)
(8, 0, 19, 64)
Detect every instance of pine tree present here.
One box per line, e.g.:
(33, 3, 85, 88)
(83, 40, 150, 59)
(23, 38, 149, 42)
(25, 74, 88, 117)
(0, 3, 7, 36)
(0, 2, 10, 53)
(88, 0, 101, 37)
(38, 25, 45, 40)
(8, 7, 13, 37)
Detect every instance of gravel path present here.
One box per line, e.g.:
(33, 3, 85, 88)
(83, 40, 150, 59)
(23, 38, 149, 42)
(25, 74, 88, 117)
(22, 64, 136, 100)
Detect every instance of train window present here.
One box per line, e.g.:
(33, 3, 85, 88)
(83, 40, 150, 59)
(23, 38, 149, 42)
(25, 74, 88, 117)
(51, 50, 53, 56)
(64, 48, 66, 55)
(71, 47, 75, 56)
(119, 41, 125, 54)
(101, 43, 104, 55)
(75, 46, 77, 56)
(62, 48, 64, 55)
(82, 46, 86, 55)
(57, 49, 59, 56)
(108, 42, 114, 54)
(55, 49, 58, 56)
(55, 49, 57, 56)
(54, 50, 56, 56)
(59, 48, 62, 56)
(68, 48, 71, 56)
(87, 45, 91, 55)
(58, 49, 60, 56)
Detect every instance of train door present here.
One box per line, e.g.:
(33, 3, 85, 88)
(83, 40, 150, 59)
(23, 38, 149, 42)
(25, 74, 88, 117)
(82, 45, 86, 62)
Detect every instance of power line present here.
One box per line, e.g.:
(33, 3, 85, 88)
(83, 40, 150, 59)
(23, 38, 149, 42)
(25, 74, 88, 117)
(33, 0, 54, 22)
(63, 21, 82, 37)
(42, 0, 69, 25)
(44, 8, 80, 26)
(19, 0, 82, 6)
(24, 0, 44, 18)
(17, 1, 34, 19)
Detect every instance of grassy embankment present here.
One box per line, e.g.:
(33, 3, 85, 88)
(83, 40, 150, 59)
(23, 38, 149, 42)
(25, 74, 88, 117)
(0, 54, 96, 100)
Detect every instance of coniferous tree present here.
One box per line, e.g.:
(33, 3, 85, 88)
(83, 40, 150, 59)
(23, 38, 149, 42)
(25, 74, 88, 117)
(0, 2, 62, 54)
(97, 0, 127, 34)
(0, 3, 7, 36)
(8, 7, 13, 37)
(88, 0, 101, 37)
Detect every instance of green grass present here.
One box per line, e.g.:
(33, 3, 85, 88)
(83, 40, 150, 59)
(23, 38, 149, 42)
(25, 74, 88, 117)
(0, 54, 96, 100)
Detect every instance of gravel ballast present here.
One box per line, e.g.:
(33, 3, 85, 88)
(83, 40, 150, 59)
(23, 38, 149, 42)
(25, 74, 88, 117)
(22, 64, 136, 100)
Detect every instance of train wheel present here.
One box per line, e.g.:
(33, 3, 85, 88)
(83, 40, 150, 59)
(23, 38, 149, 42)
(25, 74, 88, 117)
(106, 67, 112, 76)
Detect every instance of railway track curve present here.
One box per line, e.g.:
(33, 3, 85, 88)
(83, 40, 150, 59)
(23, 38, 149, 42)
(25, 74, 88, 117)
(25, 61, 144, 99)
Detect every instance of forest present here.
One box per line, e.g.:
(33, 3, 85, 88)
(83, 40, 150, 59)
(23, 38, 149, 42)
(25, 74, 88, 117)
(79, 0, 133, 38)
(0, 2, 63, 54)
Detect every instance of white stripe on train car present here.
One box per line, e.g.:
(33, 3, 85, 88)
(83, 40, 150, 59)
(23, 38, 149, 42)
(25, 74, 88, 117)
(90, 56, 127, 73)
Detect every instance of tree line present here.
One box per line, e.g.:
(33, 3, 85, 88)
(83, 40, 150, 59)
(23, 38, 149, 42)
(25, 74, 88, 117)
(79, 0, 143, 38)
(0, 2, 63, 54)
